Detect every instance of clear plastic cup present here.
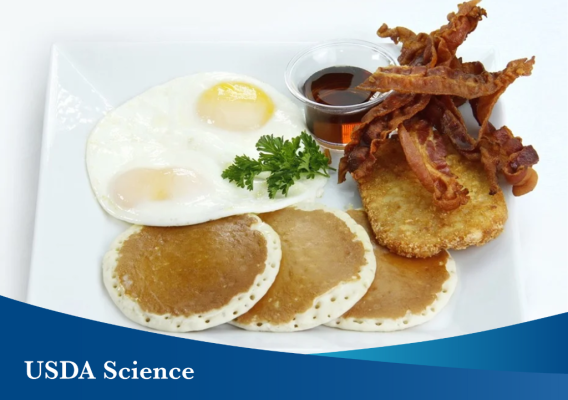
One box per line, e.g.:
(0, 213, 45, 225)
(285, 39, 398, 148)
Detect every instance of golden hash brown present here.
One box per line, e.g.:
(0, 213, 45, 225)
(359, 136, 507, 258)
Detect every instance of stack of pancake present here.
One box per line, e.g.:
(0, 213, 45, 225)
(104, 200, 459, 333)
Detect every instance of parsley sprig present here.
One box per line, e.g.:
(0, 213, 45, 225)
(221, 131, 334, 198)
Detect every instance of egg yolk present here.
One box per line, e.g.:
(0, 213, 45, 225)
(110, 168, 203, 209)
(196, 82, 275, 132)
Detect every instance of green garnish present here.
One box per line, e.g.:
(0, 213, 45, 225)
(221, 131, 334, 199)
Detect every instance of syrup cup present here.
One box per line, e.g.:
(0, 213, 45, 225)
(285, 39, 398, 148)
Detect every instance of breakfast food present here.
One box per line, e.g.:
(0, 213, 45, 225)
(339, 0, 539, 211)
(359, 58, 535, 98)
(102, 214, 281, 332)
(90, 0, 540, 339)
(232, 203, 376, 332)
(87, 72, 327, 227)
(303, 65, 377, 145)
(359, 136, 507, 258)
(327, 210, 457, 331)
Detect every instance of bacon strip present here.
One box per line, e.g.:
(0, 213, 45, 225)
(378, 1, 486, 67)
(339, 94, 430, 182)
(422, 96, 479, 159)
(457, 60, 486, 75)
(377, 25, 428, 66)
(359, 92, 416, 124)
(377, 26, 438, 67)
(430, 0, 486, 66)
(435, 39, 454, 68)
(478, 124, 539, 195)
(398, 118, 469, 210)
(358, 58, 535, 98)
(459, 58, 539, 196)
(377, 24, 417, 46)
(340, 0, 539, 206)
(471, 57, 536, 138)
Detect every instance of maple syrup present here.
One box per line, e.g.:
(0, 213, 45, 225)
(302, 66, 375, 146)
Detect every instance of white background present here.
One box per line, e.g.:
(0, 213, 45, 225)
(0, 0, 566, 321)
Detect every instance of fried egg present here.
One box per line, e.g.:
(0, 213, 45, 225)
(86, 72, 327, 226)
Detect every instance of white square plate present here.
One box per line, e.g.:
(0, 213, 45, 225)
(28, 42, 522, 353)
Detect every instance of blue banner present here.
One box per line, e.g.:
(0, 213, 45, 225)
(320, 313, 568, 374)
(1, 295, 567, 398)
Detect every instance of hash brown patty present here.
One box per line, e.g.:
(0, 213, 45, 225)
(358, 136, 508, 258)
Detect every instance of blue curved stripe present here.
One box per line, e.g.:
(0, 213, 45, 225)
(318, 313, 568, 373)
(1, 296, 567, 398)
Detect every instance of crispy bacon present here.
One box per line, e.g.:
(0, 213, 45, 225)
(378, 1, 486, 68)
(451, 96, 468, 108)
(430, 0, 486, 66)
(359, 92, 416, 124)
(358, 58, 535, 98)
(419, 35, 438, 67)
(377, 28, 438, 67)
(457, 59, 486, 75)
(422, 96, 479, 159)
(340, 0, 539, 207)
(377, 25, 428, 66)
(478, 124, 539, 195)
(377, 24, 417, 47)
(471, 57, 536, 138)
(398, 118, 469, 210)
(459, 57, 539, 195)
(435, 38, 454, 68)
(338, 94, 430, 182)
(447, 59, 485, 108)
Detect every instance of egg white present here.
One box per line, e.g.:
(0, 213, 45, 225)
(86, 72, 328, 226)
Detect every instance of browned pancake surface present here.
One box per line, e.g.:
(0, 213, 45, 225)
(345, 210, 450, 320)
(115, 215, 267, 316)
(235, 208, 366, 326)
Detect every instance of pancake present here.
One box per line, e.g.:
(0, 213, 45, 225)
(102, 214, 281, 332)
(326, 210, 457, 331)
(231, 203, 376, 332)
(359, 136, 508, 258)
